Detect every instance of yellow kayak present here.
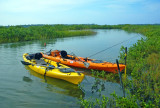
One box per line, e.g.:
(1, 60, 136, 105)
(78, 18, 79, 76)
(21, 53, 85, 85)
(24, 66, 84, 98)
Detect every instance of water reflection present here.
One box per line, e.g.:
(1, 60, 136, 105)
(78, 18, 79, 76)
(24, 66, 84, 98)
(23, 76, 33, 82)
(3, 41, 34, 48)
(39, 38, 57, 47)
(2, 38, 58, 49)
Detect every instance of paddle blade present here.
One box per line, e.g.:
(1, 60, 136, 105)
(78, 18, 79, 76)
(84, 62, 90, 68)
(21, 61, 31, 65)
(72, 53, 90, 68)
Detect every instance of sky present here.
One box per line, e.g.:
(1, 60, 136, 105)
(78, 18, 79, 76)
(0, 0, 160, 25)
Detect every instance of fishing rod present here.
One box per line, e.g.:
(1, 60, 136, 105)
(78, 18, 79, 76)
(88, 36, 137, 58)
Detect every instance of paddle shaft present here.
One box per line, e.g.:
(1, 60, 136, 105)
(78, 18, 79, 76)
(72, 54, 90, 68)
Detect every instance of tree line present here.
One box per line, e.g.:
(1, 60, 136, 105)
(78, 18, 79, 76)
(0, 24, 125, 43)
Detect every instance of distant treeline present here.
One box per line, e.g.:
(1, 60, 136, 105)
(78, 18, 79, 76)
(2, 24, 123, 29)
(0, 24, 105, 43)
(0, 24, 130, 43)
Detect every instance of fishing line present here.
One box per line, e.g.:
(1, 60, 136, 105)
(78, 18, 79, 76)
(88, 36, 138, 58)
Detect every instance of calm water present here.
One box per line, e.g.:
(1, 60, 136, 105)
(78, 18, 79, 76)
(0, 29, 143, 108)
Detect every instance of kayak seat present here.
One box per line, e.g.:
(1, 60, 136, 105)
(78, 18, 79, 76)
(60, 50, 75, 60)
(27, 53, 42, 60)
(60, 50, 67, 58)
(35, 53, 42, 60)
(26, 56, 31, 60)
(35, 59, 48, 66)
(26, 54, 35, 60)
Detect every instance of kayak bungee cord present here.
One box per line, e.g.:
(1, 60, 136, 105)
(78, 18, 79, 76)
(88, 36, 138, 58)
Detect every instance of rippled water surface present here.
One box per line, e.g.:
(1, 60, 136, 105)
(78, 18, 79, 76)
(0, 29, 143, 108)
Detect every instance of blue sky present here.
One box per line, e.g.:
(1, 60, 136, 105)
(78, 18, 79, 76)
(0, 0, 160, 25)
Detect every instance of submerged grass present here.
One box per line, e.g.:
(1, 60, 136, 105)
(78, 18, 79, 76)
(91, 70, 119, 83)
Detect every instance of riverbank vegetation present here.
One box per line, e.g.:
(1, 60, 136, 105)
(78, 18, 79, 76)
(79, 24, 160, 107)
(0, 24, 130, 44)
(0, 24, 127, 44)
(0, 25, 98, 43)
(119, 25, 160, 107)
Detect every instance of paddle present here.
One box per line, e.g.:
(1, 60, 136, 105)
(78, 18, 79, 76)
(72, 53, 90, 68)
(21, 61, 32, 65)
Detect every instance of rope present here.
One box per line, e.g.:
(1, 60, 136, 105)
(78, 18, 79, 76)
(88, 36, 137, 58)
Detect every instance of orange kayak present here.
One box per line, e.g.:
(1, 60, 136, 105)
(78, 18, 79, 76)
(41, 50, 125, 73)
